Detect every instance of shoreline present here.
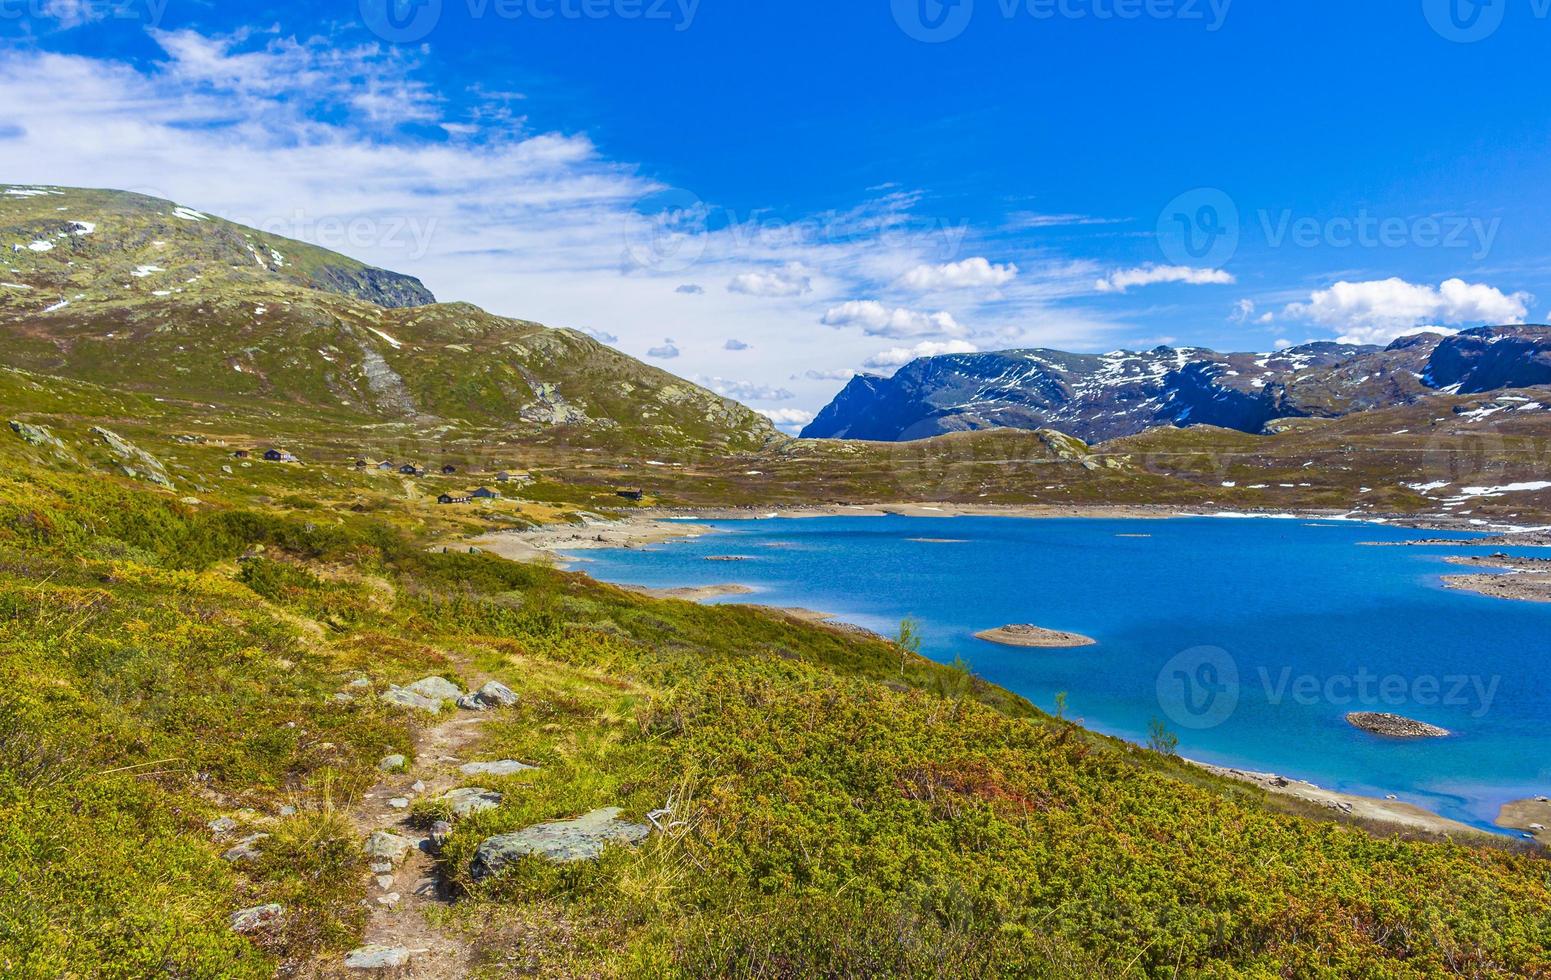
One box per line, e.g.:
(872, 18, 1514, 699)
(462, 503, 1544, 843)
(469, 502, 1529, 565)
(1188, 761, 1492, 839)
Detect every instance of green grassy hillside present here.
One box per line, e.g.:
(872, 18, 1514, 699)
(2, 444, 1550, 977)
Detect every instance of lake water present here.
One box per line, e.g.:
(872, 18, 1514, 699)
(568, 515, 1551, 835)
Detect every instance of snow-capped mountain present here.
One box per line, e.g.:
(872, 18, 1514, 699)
(801, 326, 1551, 443)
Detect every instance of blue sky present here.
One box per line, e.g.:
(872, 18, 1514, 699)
(3, 0, 1550, 429)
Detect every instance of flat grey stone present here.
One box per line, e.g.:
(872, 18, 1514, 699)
(344, 945, 411, 970)
(380, 686, 441, 714)
(229, 903, 284, 934)
(474, 680, 519, 707)
(458, 760, 536, 778)
(363, 830, 415, 866)
(471, 807, 650, 879)
(406, 676, 464, 703)
(221, 833, 269, 863)
(207, 816, 237, 836)
(387, 797, 410, 810)
(438, 787, 502, 819)
(378, 754, 407, 772)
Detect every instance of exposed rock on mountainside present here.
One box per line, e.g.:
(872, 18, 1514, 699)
(0, 186, 778, 453)
(802, 327, 1551, 443)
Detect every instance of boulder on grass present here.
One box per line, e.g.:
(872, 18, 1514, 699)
(471, 807, 650, 879)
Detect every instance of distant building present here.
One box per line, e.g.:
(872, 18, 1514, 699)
(441, 464, 457, 475)
(354, 459, 368, 468)
(378, 461, 394, 470)
(400, 464, 419, 475)
(263, 449, 284, 462)
(617, 489, 645, 501)
(471, 487, 501, 500)
(437, 493, 471, 505)
(233, 450, 250, 459)
(495, 471, 513, 483)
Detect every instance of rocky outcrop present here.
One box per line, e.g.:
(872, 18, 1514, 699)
(344, 944, 412, 970)
(229, 904, 284, 934)
(8, 420, 66, 451)
(310, 264, 435, 309)
(435, 787, 502, 819)
(88, 426, 172, 488)
(1424, 325, 1551, 394)
(456, 681, 519, 711)
(1346, 713, 1450, 738)
(458, 760, 535, 778)
(470, 807, 650, 879)
(974, 625, 1096, 648)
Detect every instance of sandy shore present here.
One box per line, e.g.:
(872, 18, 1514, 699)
(468, 518, 718, 564)
(1191, 761, 1490, 839)
(619, 582, 754, 602)
(1496, 798, 1551, 844)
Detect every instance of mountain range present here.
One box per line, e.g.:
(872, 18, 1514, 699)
(801, 328, 1551, 443)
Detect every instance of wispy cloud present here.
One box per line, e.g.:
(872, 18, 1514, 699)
(1095, 264, 1236, 294)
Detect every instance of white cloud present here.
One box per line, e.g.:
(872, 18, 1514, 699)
(724, 338, 751, 351)
(1231, 299, 1274, 325)
(757, 408, 816, 427)
(581, 326, 619, 344)
(863, 340, 979, 369)
(1285, 277, 1532, 345)
(803, 368, 856, 381)
(900, 257, 1017, 290)
(646, 339, 680, 359)
(701, 377, 794, 402)
(676, 284, 704, 295)
(727, 262, 811, 298)
(1095, 264, 1236, 293)
(821, 300, 964, 338)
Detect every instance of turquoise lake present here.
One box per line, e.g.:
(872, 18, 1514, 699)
(567, 515, 1551, 835)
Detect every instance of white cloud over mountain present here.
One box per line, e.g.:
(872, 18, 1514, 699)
(863, 340, 979, 369)
(820, 301, 964, 338)
(1285, 277, 1531, 345)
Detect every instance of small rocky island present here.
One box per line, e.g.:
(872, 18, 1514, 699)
(975, 624, 1096, 648)
(1346, 712, 1451, 738)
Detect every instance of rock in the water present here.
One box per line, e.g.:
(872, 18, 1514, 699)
(378, 753, 407, 772)
(380, 686, 442, 714)
(363, 830, 415, 866)
(471, 807, 650, 878)
(221, 833, 269, 863)
(1346, 712, 1451, 738)
(229, 903, 284, 934)
(344, 945, 411, 970)
(458, 760, 536, 778)
(974, 624, 1096, 648)
(438, 787, 502, 819)
(405, 676, 464, 703)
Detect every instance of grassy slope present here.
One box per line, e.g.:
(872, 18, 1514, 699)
(3, 453, 1550, 978)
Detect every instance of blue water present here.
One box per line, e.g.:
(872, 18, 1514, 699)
(568, 515, 1551, 834)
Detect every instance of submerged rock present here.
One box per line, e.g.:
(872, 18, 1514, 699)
(1346, 713, 1451, 738)
(471, 807, 650, 879)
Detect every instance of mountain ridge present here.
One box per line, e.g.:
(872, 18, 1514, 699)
(801, 327, 1551, 443)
